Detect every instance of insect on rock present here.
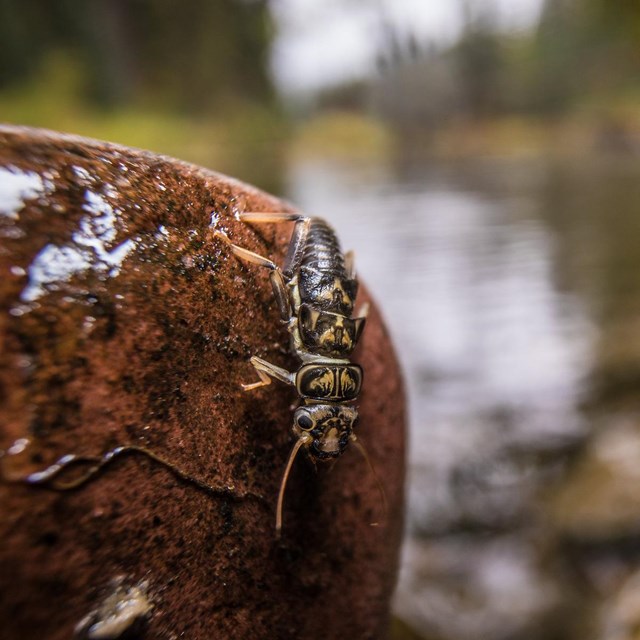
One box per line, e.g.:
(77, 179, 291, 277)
(214, 212, 386, 534)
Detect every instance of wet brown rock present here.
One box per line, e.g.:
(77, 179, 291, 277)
(0, 126, 406, 640)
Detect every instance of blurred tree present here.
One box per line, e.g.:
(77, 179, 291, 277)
(0, 0, 275, 113)
(452, 11, 504, 119)
(532, 0, 640, 113)
(529, 0, 586, 113)
(581, 0, 640, 97)
(586, 0, 640, 44)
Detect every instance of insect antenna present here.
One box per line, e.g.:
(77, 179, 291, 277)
(276, 436, 308, 537)
(350, 434, 388, 527)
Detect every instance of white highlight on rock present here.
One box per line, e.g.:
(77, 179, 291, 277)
(20, 189, 136, 303)
(0, 166, 50, 219)
(75, 578, 152, 640)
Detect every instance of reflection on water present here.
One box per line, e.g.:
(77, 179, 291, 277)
(285, 157, 640, 639)
(288, 158, 591, 518)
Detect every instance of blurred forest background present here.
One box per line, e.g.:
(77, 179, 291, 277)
(4, 1, 640, 640)
(2, 0, 640, 186)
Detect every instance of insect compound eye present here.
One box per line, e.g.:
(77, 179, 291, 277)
(295, 412, 314, 431)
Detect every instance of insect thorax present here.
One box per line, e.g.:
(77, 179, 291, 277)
(296, 363, 362, 401)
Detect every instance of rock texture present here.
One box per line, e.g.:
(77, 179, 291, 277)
(0, 126, 406, 640)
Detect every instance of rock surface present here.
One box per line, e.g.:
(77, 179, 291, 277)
(0, 126, 406, 640)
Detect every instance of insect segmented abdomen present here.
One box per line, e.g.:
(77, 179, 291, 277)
(297, 218, 358, 318)
(300, 218, 347, 277)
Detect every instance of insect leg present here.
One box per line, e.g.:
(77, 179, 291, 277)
(343, 248, 368, 327)
(237, 214, 312, 275)
(213, 230, 277, 270)
(214, 230, 291, 319)
(350, 434, 388, 527)
(269, 269, 291, 320)
(352, 302, 369, 343)
(355, 301, 370, 320)
(344, 250, 355, 279)
(242, 355, 294, 391)
(239, 212, 312, 275)
(240, 212, 305, 223)
(234, 215, 312, 275)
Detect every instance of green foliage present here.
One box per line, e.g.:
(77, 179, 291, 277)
(452, 13, 505, 118)
(0, 0, 275, 112)
(529, 0, 640, 113)
(0, 0, 287, 191)
(0, 50, 288, 192)
(290, 111, 390, 161)
(585, 0, 640, 43)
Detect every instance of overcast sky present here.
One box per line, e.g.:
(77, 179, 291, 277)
(271, 0, 545, 94)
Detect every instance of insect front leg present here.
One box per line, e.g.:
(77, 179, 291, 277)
(213, 229, 278, 270)
(242, 355, 294, 391)
(213, 230, 291, 319)
(239, 212, 304, 223)
(239, 213, 311, 278)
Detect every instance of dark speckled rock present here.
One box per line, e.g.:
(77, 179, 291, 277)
(0, 126, 406, 640)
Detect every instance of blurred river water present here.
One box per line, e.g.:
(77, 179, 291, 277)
(284, 155, 640, 640)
